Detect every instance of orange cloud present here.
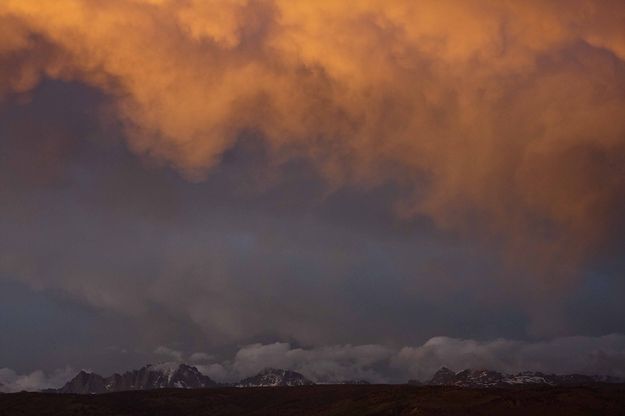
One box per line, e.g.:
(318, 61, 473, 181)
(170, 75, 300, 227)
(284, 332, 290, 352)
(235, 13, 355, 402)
(1, 0, 624, 287)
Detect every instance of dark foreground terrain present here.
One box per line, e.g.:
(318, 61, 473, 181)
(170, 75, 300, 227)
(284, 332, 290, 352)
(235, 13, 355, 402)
(2, 384, 625, 416)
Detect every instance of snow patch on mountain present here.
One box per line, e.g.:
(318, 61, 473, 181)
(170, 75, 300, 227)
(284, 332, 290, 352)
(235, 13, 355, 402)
(236, 368, 314, 387)
(57, 363, 217, 394)
(427, 367, 624, 388)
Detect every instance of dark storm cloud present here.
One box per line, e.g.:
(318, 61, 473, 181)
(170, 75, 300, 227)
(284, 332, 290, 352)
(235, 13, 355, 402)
(1, 0, 625, 283)
(0, 0, 625, 380)
(1, 79, 624, 380)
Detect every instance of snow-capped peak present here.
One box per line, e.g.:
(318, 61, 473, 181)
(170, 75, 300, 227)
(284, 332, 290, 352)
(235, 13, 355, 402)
(236, 368, 314, 387)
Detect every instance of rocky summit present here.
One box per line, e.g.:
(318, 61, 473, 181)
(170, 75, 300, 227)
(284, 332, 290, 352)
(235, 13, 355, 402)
(428, 367, 624, 388)
(236, 368, 314, 387)
(51, 364, 624, 395)
(56, 363, 217, 394)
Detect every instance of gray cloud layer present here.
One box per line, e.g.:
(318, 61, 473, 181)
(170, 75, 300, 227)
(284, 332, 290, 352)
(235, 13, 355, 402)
(0, 367, 74, 393)
(1, 79, 625, 377)
(194, 334, 625, 383)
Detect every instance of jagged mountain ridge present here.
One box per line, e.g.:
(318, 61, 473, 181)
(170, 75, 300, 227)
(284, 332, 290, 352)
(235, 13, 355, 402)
(428, 366, 624, 388)
(53, 363, 624, 394)
(57, 363, 218, 394)
(56, 365, 316, 394)
(236, 368, 314, 387)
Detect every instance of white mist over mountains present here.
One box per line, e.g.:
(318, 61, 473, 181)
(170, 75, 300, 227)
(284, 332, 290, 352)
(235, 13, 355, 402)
(2, 334, 624, 392)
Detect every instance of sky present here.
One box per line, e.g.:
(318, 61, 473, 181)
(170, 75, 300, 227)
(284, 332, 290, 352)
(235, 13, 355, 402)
(1, 0, 625, 390)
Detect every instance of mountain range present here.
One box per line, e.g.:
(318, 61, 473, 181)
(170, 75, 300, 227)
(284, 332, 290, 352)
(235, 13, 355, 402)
(53, 365, 319, 394)
(235, 368, 314, 387)
(55, 363, 218, 394)
(50, 363, 624, 394)
(428, 367, 624, 388)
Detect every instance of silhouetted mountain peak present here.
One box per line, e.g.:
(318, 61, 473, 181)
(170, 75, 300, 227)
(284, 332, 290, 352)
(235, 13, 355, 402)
(427, 367, 624, 388)
(57, 363, 217, 394)
(429, 367, 457, 385)
(236, 368, 314, 387)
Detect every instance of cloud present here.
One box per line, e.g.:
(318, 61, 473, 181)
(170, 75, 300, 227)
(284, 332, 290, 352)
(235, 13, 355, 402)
(3, 335, 624, 389)
(161, 342, 392, 383)
(188, 334, 625, 383)
(190, 342, 396, 383)
(0, 0, 624, 376)
(231, 342, 394, 383)
(0, 367, 74, 393)
(0, 0, 623, 290)
(154, 346, 183, 362)
(189, 352, 212, 363)
(393, 334, 625, 381)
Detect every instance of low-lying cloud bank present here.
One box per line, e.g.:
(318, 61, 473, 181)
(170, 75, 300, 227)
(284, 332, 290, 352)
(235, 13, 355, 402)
(0, 334, 625, 392)
(177, 334, 625, 384)
(194, 342, 396, 384)
(3, 334, 624, 391)
(0, 367, 74, 393)
(393, 334, 625, 382)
